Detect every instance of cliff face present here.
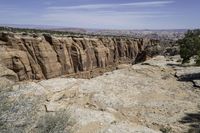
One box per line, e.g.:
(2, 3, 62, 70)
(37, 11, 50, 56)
(0, 32, 160, 81)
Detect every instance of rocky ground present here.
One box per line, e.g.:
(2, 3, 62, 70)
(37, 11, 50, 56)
(0, 56, 200, 133)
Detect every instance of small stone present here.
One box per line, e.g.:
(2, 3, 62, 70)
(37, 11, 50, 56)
(193, 80, 200, 88)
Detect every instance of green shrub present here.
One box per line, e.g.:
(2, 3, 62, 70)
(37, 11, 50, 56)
(160, 126, 172, 133)
(178, 29, 200, 65)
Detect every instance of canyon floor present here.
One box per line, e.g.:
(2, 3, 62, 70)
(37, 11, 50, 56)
(0, 56, 200, 133)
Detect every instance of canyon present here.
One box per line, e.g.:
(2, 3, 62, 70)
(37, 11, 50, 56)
(1, 55, 200, 133)
(0, 31, 199, 133)
(0, 32, 160, 81)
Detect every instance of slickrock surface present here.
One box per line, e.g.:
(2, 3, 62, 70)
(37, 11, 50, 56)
(0, 32, 160, 81)
(0, 56, 200, 133)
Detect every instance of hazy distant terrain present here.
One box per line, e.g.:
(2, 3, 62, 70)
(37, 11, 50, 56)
(0, 24, 186, 40)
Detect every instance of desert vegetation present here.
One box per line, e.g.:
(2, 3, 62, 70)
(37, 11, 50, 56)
(35, 111, 73, 133)
(178, 29, 200, 65)
(0, 26, 79, 36)
(0, 26, 133, 38)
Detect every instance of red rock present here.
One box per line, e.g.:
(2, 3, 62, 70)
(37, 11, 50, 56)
(0, 32, 160, 81)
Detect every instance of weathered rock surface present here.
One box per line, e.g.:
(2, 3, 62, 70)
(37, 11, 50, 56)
(176, 67, 200, 81)
(0, 63, 18, 90)
(0, 32, 160, 81)
(0, 56, 200, 133)
(193, 80, 200, 88)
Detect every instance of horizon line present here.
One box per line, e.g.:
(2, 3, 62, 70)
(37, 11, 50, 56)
(0, 23, 193, 31)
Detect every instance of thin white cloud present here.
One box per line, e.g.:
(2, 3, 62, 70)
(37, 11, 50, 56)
(48, 1, 174, 10)
(43, 1, 175, 29)
(0, 0, 180, 29)
(121, 1, 174, 6)
(40, 9, 176, 29)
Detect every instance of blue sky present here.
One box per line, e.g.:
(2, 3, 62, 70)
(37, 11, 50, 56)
(0, 0, 199, 29)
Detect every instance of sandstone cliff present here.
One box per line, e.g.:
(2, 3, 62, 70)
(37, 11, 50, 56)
(1, 56, 200, 133)
(0, 32, 160, 81)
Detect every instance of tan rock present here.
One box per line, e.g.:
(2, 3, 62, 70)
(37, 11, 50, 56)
(0, 32, 160, 81)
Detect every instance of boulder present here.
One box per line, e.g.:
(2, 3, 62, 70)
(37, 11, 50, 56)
(175, 67, 200, 81)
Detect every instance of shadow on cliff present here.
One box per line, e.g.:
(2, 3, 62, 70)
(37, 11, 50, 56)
(134, 51, 147, 64)
(179, 111, 200, 133)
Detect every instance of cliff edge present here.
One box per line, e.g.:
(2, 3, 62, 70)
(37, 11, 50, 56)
(0, 32, 160, 81)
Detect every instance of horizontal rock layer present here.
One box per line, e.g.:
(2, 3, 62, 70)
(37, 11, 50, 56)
(0, 32, 160, 81)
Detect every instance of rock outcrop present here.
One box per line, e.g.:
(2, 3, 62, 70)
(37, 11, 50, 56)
(0, 32, 160, 81)
(176, 67, 200, 81)
(1, 56, 199, 133)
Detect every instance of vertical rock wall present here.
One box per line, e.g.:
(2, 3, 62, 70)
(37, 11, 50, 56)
(0, 32, 160, 81)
